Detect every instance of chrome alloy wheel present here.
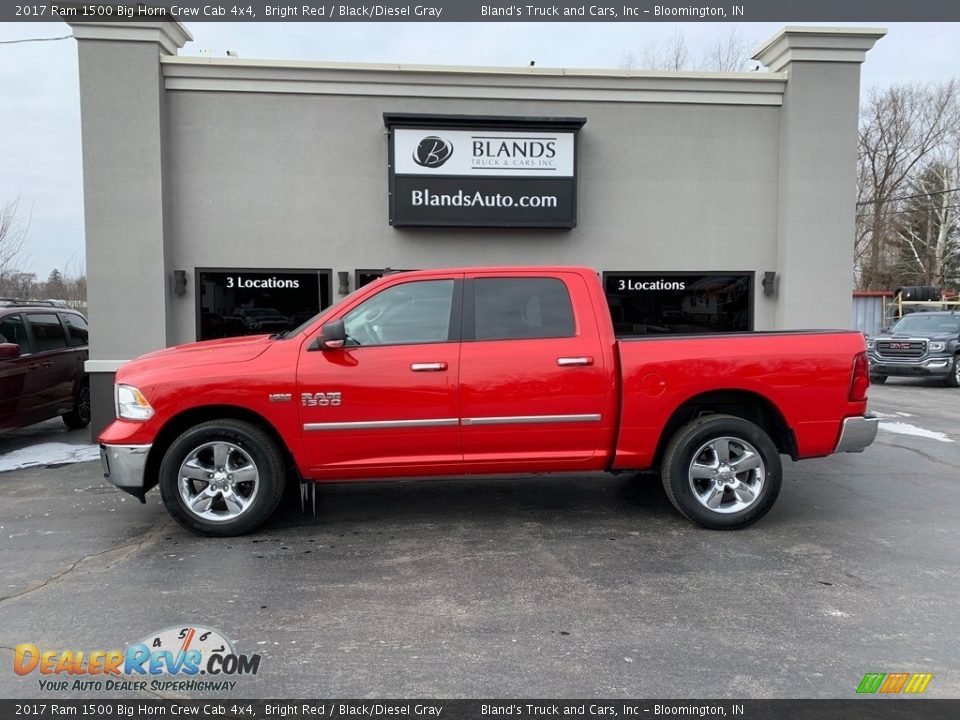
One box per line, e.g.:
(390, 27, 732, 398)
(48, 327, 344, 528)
(177, 442, 260, 522)
(687, 436, 765, 514)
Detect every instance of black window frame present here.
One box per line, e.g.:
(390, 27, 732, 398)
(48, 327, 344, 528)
(462, 276, 577, 342)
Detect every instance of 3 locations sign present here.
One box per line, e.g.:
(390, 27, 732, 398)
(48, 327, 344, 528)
(385, 113, 585, 228)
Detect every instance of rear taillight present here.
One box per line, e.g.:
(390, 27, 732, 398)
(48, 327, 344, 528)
(850, 351, 869, 402)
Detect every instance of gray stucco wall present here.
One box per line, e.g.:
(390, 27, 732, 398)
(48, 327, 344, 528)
(165, 92, 781, 345)
(76, 39, 171, 360)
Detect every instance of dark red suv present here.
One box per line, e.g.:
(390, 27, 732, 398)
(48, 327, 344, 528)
(0, 301, 90, 431)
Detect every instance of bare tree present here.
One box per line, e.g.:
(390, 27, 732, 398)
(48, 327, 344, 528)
(856, 81, 959, 289)
(60, 253, 88, 310)
(619, 27, 751, 72)
(0, 196, 32, 284)
(893, 161, 958, 286)
(700, 26, 751, 72)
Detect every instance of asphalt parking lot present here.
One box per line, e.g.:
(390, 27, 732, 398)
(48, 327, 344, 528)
(1, 380, 958, 700)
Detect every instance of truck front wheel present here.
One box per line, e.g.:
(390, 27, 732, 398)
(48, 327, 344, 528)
(159, 420, 286, 536)
(946, 356, 960, 388)
(661, 414, 782, 530)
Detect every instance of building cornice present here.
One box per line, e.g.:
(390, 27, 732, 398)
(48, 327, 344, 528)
(752, 26, 886, 73)
(68, 20, 192, 55)
(160, 57, 787, 106)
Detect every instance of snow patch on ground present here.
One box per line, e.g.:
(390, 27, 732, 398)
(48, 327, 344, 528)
(878, 422, 954, 443)
(0, 443, 101, 472)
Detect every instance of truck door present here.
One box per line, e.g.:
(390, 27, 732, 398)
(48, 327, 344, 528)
(459, 272, 608, 468)
(297, 276, 463, 475)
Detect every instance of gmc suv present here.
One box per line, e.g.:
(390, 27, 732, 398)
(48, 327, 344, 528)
(867, 311, 960, 387)
(0, 301, 91, 431)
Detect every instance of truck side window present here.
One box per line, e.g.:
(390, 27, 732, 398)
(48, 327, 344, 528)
(474, 278, 575, 341)
(0, 314, 30, 354)
(342, 279, 454, 346)
(26, 313, 68, 353)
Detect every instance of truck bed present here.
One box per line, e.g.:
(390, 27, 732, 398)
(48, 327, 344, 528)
(612, 330, 868, 470)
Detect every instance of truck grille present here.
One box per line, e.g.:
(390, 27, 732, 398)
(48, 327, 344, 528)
(876, 340, 926, 359)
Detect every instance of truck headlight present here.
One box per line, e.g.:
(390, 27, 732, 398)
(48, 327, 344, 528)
(928, 341, 946, 352)
(865, 339, 875, 350)
(115, 384, 154, 421)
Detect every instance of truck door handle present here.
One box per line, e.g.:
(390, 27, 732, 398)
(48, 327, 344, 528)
(557, 356, 593, 367)
(28, 363, 40, 370)
(41, 361, 53, 368)
(411, 362, 448, 372)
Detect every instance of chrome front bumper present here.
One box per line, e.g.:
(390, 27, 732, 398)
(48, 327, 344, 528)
(100, 443, 151, 502)
(834, 416, 879, 454)
(868, 355, 951, 376)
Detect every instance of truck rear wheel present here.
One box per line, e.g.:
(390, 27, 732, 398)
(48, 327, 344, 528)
(159, 419, 286, 536)
(661, 414, 782, 530)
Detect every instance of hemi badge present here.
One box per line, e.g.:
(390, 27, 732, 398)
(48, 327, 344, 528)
(269, 393, 292, 403)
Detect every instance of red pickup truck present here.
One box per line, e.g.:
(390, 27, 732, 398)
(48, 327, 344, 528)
(99, 267, 877, 536)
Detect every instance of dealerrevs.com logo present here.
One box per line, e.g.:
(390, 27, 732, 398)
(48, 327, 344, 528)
(14, 625, 261, 693)
(413, 136, 453, 168)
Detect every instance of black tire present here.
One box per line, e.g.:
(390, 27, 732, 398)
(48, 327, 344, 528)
(661, 414, 782, 530)
(870, 375, 888, 385)
(159, 420, 286, 536)
(895, 286, 940, 302)
(62, 382, 91, 429)
(946, 356, 960, 388)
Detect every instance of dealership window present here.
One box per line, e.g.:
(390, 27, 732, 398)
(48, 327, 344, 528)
(604, 273, 753, 335)
(196, 269, 331, 341)
(473, 277, 575, 341)
(355, 269, 416, 290)
(343, 279, 454, 346)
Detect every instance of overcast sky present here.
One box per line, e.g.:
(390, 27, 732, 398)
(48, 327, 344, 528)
(1, 21, 958, 279)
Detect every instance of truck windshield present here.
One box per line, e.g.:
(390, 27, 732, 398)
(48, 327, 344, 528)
(890, 315, 960, 335)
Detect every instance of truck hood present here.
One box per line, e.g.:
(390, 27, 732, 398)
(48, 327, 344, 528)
(119, 335, 274, 377)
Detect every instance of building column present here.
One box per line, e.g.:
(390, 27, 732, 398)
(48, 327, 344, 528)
(66, 20, 192, 436)
(753, 27, 885, 329)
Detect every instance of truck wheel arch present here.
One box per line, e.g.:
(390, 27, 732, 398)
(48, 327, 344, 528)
(143, 405, 300, 495)
(653, 390, 797, 467)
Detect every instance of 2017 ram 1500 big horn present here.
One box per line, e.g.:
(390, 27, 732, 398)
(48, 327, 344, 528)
(99, 267, 877, 536)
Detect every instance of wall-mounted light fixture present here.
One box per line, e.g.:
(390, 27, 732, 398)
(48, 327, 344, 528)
(762, 271, 778, 297)
(338, 271, 350, 295)
(173, 270, 188, 296)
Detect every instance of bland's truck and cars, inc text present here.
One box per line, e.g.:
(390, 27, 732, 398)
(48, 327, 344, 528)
(99, 267, 878, 536)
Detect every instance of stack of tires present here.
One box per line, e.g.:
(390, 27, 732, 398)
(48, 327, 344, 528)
(894, 286, 942, 301)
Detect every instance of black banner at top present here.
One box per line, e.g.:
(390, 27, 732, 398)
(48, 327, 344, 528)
(6, 0, 960, 22)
